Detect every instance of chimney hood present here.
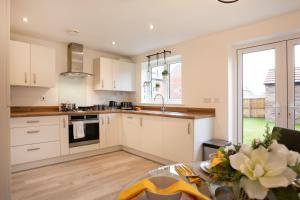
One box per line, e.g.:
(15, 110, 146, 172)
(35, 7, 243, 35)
(60, 43, 93, 77)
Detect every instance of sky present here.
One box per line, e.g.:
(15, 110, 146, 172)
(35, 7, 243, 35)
(243, 44, 300, 96)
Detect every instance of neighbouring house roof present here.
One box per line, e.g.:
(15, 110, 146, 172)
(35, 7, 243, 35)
(264, 67, 300, 85)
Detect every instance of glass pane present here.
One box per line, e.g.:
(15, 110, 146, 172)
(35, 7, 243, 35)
(151, 66, 165, 98)
(294, 45, 300, 131)
(242, 49, 276, 144)
(169, 63, 182, 100)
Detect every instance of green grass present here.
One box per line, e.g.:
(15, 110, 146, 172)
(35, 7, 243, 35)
(243, 118, 300, 144)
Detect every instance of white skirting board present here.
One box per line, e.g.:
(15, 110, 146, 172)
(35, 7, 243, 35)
(11, 145, 176, 173)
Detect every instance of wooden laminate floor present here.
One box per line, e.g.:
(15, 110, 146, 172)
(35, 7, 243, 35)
(11, 151, 161, 200)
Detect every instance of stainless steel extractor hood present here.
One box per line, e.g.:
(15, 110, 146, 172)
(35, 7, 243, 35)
(60, 43, 93, 77)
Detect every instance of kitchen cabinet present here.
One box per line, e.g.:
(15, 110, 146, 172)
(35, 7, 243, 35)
(162, 117, 194, 163)
(94, 57, 113, 90)
(99, 114, 121, 148)
(93, 57, 135, 92)
(10, 116, 61, 165)
(30, 44, 55, 87)
(113, 60, 135, 91)
(9, 40, 56, 88)
(121, 114, 213, 163)
(122, 114, 142, 150)
(59, 115, 69, 156)
(141, 115, 163, 157)
(9, 40, 30, 86)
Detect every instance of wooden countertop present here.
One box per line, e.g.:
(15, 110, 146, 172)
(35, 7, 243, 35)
(10, 106, 215, 119)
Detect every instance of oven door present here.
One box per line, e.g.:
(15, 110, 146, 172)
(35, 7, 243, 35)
(69, 119, 99, 148)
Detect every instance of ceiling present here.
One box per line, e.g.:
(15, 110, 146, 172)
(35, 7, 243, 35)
(11, 0, 300, 56)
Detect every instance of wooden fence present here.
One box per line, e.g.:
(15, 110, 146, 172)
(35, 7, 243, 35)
(243, 98, 265, 118)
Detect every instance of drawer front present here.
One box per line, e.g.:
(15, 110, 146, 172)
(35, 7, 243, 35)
(11, 116, 60, 128)
(11, 125, 60, 146)
(11, 141, 60, 165)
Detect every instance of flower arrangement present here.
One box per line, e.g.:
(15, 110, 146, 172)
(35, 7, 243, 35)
(209, 126, 300, 200)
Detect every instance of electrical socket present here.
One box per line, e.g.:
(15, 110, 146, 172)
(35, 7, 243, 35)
(203, 98, 211, 103)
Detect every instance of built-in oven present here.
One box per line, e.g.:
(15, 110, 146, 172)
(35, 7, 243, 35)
(68, 114, 99, 148)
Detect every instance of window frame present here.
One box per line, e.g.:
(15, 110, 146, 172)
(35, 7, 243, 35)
(141, 57, 183, 105)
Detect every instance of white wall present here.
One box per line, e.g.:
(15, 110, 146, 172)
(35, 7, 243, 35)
(0, 0, 10, 199)
(133, 11, 300, 141)
(10, 33, 136, 107)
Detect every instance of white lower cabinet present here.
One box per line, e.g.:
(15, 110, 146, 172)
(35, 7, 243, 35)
(141, 116, 163, 157)
(162, 118, 194, 163)
(99, 114, 121, 148)
(11, 125, 59, 146)
(10, 116, 65, 165)
(11, 141, 60, 165)
(122, 114, 142, 150)
(121, 114, 213, 163)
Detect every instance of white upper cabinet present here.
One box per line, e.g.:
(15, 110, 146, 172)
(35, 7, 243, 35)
(113, 60, 136, 91)
(30, 44, 55, 87)
(9, 40, 56, 88)
(93, 57, 135, 92)
(94, 57, 113, 90)
(10, 40, 30, 86)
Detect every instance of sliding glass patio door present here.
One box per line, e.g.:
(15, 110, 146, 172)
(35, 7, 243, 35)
(237, 42, 287, 144)
(288, 38, 300, 131)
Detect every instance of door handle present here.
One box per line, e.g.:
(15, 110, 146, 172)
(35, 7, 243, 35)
(101, 80, 104, 88)
(27, 147, 40, 151)
(27, 130, 40, 134)
(140, 118, 143, 127)
(187, 122, 191, 135)
(113, 80, 116, 89)
(63, 118, 66, 128)
(24, 72, 27, 84)
(107, 117, 110, 125)
(26, 120, 40, 124)
(33, 73, 37, 84)
(127, 116, 133, 119)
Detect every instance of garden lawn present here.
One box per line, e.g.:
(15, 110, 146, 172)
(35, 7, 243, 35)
(243, 117, 300, 144)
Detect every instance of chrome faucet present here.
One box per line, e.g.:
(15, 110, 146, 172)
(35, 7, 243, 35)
(154, 94, 165, 112)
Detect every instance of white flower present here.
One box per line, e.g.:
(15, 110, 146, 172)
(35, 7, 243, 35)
(229, 145, 297, 199)
(224, 145, 236, 153)
(269, 140, 300, 166)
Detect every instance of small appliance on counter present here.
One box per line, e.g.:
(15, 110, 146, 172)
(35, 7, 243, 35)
(120, 102, 133, 110)
(60, 103, 77, 112)
(108, 101, 118, 109)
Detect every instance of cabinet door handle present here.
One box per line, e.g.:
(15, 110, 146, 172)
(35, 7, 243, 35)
(188, 122, 191, 135)
(127, 116, 133, 119)
(113, 80, 116, 89)
(24, 72, 27, 84)
(101, 80, 104, 88)
(107, 117, 110, 125)
(33, 73, 37, 84)
(26, 120, 40, 124)
(140, 118, 143, 127)
(102, 118, 105, 126)
(27, 130, 40, 134)
(27, 147, 40, 151)
(63, 118, 66, 128)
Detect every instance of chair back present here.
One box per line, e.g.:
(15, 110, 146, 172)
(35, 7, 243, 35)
(272, 127, 300, 153)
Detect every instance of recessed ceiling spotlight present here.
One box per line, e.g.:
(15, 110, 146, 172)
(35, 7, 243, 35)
(217, 0, 239, 3)
(149, 24, 154, 30)
(22, 17, 28, 23)
(112, 41, 116, 46)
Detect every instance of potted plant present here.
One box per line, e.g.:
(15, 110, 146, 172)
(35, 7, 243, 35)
(155, 83, 160, 91)
(162, 70, 169, 80)
(208, 126, 300, 200)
